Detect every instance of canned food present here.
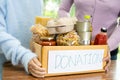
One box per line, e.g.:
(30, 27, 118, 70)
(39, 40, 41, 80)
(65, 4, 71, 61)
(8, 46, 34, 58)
(78, 32, 92, 45)
(75, 21, 92, 32)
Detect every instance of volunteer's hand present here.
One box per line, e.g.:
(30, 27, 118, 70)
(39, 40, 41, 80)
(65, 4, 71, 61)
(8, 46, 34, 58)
(28, 57, 46, 78)
(103, 50, 111, 72)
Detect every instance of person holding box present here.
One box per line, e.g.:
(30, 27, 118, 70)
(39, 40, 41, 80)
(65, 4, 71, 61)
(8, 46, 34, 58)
(0, 0, 46, 79)
(58, 0, 120, 71)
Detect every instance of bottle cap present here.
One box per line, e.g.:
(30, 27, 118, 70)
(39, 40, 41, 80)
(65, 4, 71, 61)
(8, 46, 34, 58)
(101, 27, 107, 32)
(84, 15, 91, 20)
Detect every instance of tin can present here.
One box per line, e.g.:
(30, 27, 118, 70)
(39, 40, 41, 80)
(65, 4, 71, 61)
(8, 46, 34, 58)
(75, 20, 92, 45)
(75, 21, 92, 32)
(78, 32, 92, 45)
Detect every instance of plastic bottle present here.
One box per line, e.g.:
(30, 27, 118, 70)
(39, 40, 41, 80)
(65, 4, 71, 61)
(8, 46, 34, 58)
(94, 27, 108, 45)
(84, 15, 92, 32)
(80, 15, 92, 45)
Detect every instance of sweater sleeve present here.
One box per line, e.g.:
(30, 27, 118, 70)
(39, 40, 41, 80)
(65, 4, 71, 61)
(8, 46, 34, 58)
(58, 0, 73, 17)
(107, 12, 120, 51)
(107, 24, 120, 51)
(0, 0, 37, 73)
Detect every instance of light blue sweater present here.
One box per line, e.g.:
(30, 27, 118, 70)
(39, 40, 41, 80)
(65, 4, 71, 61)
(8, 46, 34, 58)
(0, 0, 43, 73)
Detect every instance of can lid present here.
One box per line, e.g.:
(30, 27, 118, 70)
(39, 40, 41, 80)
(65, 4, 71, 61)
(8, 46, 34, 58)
(101, 27, 107, 32)
(40, 36, 54, 41)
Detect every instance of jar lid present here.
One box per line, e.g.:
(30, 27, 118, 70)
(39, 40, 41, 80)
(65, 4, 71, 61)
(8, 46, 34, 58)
(40, 36, 54, 40)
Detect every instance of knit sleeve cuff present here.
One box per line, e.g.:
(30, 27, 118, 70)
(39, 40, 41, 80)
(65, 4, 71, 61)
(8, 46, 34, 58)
(21, 52, 37, 74)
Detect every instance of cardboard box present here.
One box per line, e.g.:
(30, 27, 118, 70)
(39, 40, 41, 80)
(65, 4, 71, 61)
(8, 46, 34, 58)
(32, 42, 108, 77)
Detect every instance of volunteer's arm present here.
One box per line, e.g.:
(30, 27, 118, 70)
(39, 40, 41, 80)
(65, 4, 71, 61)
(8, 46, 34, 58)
(0, 0, 45, 77)
(107, 12, 120, 51)
(107, 26, 120, 51)
(58, 0, 73, 17)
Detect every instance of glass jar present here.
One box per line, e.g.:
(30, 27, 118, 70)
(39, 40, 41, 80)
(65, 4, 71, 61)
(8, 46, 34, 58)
(39, 36, 56, 46)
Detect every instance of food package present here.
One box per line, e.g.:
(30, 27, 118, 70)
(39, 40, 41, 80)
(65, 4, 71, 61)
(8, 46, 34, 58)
(30, 24, 49, 43)
(35, 16, 51, 26)
(56, 30, 80, 46)
(46, 17, 77, 34)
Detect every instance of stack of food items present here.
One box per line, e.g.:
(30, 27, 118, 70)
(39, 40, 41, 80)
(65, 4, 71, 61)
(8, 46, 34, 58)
(30, 16, 92, 46)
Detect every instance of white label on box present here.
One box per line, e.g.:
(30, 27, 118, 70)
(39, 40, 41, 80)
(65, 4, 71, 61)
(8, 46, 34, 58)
(48, 49, 104, 74)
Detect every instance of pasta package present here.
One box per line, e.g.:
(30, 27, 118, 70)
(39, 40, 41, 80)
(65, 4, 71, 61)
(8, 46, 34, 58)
(30, 24, 49, 43)
(56, 30, 80, 46)
(30, 24, 49, 37)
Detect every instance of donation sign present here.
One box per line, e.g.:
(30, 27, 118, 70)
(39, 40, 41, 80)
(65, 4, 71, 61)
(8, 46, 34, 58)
(48, 49, 104, 74)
